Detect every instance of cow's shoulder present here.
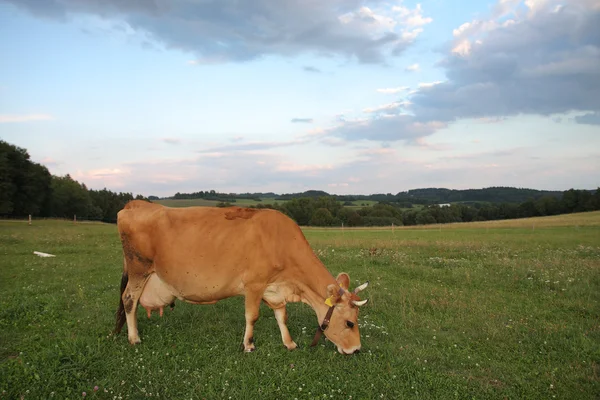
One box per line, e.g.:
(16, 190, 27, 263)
(118, 200, 164, 233)
(123, 199, 160, 210)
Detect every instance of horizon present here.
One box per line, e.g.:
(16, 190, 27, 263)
(156, 186, 583, 199)
(1, 0, 599, 197)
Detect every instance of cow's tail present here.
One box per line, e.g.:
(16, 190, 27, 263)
(114, 271, 128, 334)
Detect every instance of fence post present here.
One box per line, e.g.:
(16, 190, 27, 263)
(74, 214, 77, 224)
(342, 222, 344, 234)
(392, 223, 394, 234)
(28, 214, 32, 225)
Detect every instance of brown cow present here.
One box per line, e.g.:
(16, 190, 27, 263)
(114, 200, 368, 354)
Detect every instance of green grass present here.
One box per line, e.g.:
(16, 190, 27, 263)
(1, 214, 599, 399)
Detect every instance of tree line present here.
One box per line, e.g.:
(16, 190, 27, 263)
(171, 187, 564, 205)
(243, 190, 600, 227)
(1, 140, 144, 222)
(2, 139, 599, 226)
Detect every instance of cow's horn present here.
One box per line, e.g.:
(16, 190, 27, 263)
(353, 281, 369, 294)
(352, 299, 368, 307)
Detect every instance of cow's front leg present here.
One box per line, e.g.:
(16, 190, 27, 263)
(273, 306, 297, 350)
(242, 289, 263, 352)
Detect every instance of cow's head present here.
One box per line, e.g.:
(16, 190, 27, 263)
(323, 272, 369, 355)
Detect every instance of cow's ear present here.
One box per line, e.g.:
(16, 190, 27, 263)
(336, 272, 350, 290)
(326, 284, 342, 304)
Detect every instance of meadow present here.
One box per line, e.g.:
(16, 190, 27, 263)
(155, 198, 283, 208)
(154, 198, 380, 209)
(0, 212, 599, 399)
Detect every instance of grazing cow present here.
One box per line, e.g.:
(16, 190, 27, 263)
(114, 200, 368, 354)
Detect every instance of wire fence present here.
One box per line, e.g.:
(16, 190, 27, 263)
(0, 214, 117, 224)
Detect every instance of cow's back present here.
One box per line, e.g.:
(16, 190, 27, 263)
(118, 201, 310, 301)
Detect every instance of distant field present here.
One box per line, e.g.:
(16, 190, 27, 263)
(305, 211, 600, 232)
(345, 200, 378, 208)
(1, 212, 598, 399)
(156, 197, 284, 208)
(157, 198, 423, 210)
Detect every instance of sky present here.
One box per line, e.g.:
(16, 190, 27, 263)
(0, 0, 599, 197)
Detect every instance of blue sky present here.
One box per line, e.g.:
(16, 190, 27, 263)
(1, 0, 598, 196)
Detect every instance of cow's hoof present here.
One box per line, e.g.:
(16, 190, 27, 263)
(128, 336, 141, 345)
(284, 341, 298, 351)
(244, 344, 256, 352)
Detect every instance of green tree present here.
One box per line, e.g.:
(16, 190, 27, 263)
(534, 196, 561, 216)
(283, 198, 314, 225)
(313, 196, 342, 216)
(336, 208, 363, 227)
(415, 210, 436, 225)
(402, 210, 418, 226)
(0, 140, 52, 216)
(50, 175, 92, 218)
(309, 208, 335, 226)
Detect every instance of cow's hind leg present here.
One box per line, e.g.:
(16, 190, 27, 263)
(272, 306, 297, 351)
(122, 273, 150, 345)
(242, 289, 263, 352)
(114, 272, 129, 334)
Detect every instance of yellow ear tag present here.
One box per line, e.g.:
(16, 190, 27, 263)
(324, 296, 334, 307)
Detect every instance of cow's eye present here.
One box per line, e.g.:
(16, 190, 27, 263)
(346, 321, 355, 329)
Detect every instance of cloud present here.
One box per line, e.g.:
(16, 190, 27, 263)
(197, 138, 309, 153)
(477, 117, 507, 124)
(362, 101, 410, 114)
(39, 157, 60, 167)
(409, 0, 600, 123)
(376, 86, 409, 94)
(299, 0, 599, 145)
(323, 114, 447, 142)
(276, 163, 333, 173)
(405, 63, 420, 71)
(303, 66, 322, 73)
(162, 138, 181, 145)
(574, 112, 600, 125)
(73, 168, 131, 189)
(414, 138, 453, 151)
(5, 0, 432, 64)
(358, 147, 396, 156)
(417, 81, 443, 89)
(319, 137, 348, 147)
(70, 140, 600, 196)
(393, 4, 433, 27)
(291, 118, 314, 123)
(0, 114, 53, 123)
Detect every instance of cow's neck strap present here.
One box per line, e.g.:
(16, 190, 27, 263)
(310, 305, 335, 347)
(310, 287, 345, 347)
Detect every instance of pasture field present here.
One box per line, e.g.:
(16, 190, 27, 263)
(153, 198, 383, 209)
(155, 198, 283, 208)
(1, 213, 599, 399)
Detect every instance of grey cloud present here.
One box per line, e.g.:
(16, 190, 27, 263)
(162, 138, 181, 145)
(321, 0, 600, 143)
(291, 118, 313, 123)
(303, 66, 322, 73)
(410, 1, 600, 122)
(574, 112, 600, 125)
(326, 115, 444, 142)
(4, 0, 424, 64)
(197, 139, 308, 153)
